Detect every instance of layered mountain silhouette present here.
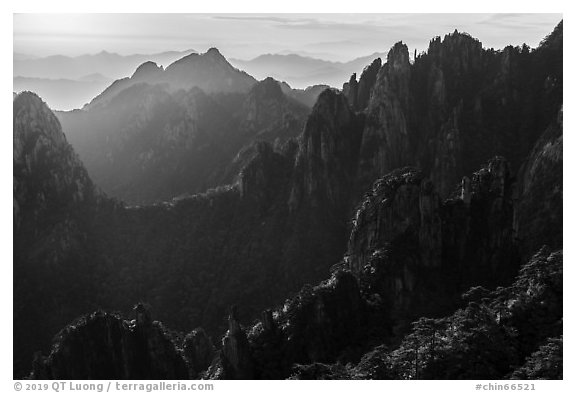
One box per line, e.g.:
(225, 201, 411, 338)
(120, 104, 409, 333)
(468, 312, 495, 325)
(14, 49, 197, 80)
(14, 21, 562, 379)
(57, 58, 310, 204)
(230, 52, 387, 89)
(13, 75, 113, 111)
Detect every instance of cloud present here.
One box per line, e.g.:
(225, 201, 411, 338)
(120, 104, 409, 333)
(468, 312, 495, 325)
(211, 15, 317, 24)
(478, 13, 562, 28)
(211, 14, 390, 34)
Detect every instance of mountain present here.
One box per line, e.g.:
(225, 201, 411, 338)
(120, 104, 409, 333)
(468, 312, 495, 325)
(13, 75, 113, 111)
(13, 92, 110, 377)
(15, 22, 562, 379)
(13, 49, 197, 110)
(14, 52, 38, 61)
(57, 74, 308, 204)
(230, 52, 386, 89)
(83, 48, 257, 111)
(280, 82, 330, 108)
(13, 49, 197, 80)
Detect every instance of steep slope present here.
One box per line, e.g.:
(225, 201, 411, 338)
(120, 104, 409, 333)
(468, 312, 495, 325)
(86, 48, 256, 110)
(57, 77, 310, 204)
(515, 108, 563, 257)
(13, 92, 111, 377)
(211, 144, 561, 379)
(15, 90, 354, 377)
(345, 247, 562, 380)
(348, 27, 562, 198)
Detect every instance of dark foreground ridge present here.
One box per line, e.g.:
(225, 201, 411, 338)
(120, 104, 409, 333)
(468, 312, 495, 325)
(30, 153, 562, 379)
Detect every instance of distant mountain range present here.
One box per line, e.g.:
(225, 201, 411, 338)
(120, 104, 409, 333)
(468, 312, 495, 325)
(56, 48, 315, 204)
(230, 52, 386, 89)
(14, 49, 384, 110)
(13, 49, 198, 111)
(13, 75, 113, 111)
(14, 49, 197, 80)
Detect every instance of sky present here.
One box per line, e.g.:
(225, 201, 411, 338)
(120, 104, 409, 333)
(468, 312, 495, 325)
(13, 13, 562, 62)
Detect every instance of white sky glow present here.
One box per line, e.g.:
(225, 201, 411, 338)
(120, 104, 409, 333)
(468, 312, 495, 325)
(13, 13, 562, 61)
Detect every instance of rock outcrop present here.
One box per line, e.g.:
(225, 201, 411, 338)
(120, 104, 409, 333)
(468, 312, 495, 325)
(183, 328, 216, 375)
(131, 61, 164, 80)
(356, 58, 382, 111)
(346, 157, 518, 331)
(30, 309, 189, 379)
(356, 43, 412, 190)
(220, 307, 255, 379)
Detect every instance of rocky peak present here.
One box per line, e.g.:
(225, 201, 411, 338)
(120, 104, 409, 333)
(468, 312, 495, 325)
(342, 73, 358, 109)
(386, 42, 410, 71)
(131, 61, 163, 80)
(238, 141, 291, 203)
(161, 48, 257, 93)
(183, 328, 215, 375)
(221, 307, 254, 379)
(205, 47, 225, 59)
(310, 88, 352, 125)
(250, 77, 285, 102)
(356, 58, 382, 111)
(239, 77, 308, 143)
(29, 309, 189, 379)
(13, 92, 97, 231)
(356, 43, 412, 191)
(427, 30, 483, 75)
(13, 92, 67, 159)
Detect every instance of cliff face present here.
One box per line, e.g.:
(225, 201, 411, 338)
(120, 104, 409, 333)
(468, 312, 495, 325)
(13, 93, 110, 377)
(13, 92, 98, 231)
(346, 157, 518, 332)
(343, 28, 562, 199)
(356, 43, 412, 191)
(290, 89, 363, 212)
(343, 58, 382, 112)
(515, 108, 563, 257)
